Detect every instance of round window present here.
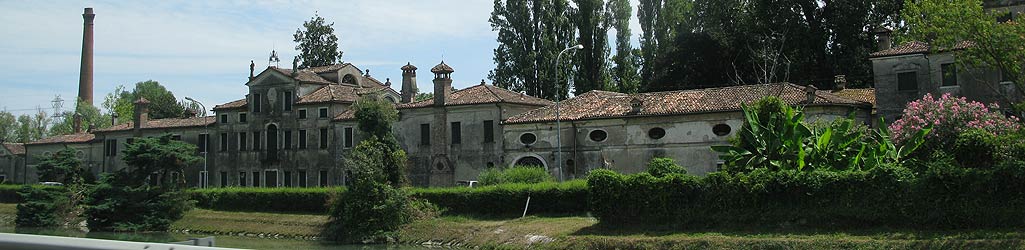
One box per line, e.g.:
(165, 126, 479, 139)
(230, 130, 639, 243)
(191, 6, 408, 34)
(589, 129, 608, 142)
(648, 127, 666, 139)
(713, 124, 732, 136)
(520, 133, 537, 145)
(435, 162, 446, 171)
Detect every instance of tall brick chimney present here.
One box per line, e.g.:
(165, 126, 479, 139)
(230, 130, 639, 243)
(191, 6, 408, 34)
(431, 61, 454, 107)
(133, 97, 150, 132)
(400, 62, 418, 103)
(78, 8, 96, 105)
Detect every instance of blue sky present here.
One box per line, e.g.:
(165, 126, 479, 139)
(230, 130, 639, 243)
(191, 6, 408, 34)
(0, 0, 640, 116)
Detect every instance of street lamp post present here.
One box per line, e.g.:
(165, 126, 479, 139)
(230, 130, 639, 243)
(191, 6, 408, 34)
(555, 44, 583, 182)
(184, 97, 208, 188)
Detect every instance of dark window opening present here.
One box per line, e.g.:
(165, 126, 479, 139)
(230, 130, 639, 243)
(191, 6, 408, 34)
(319, 170, 329, 187)
(265, 171, 277, 187)
(420, 124, 430, 146)
(239, 172, 247, 187)
(299, 170, 308, 187)
(283, 91, 293, 111)
(284, 171, 292, 187)
(713, 124, 732, 136)
(344, 127, 353, 148)
(284, 130, 293, 149)
(648, 127, 666, 140)
(520, 133, 537, 145)
(483, 120, 494, 143)
(299, 130, 308, 149)
(298, 109, 307, 119)
(220, 171, 227, 187)
(219, 133, 228, 152)
(451, 122, 461, 144)
(220, 114, 228, 123)
(319, 128, 329, 149)
(941, 63, 958, 86)
(239, 113, 247, 123)
(252, 132, 261, 150)
(319, 108, 328, 118)
(897, 72, 918, 91)
(589, 130, 608, 142)
(198, 134, 209, 153)
(252, 171, 260, 187)
(238, 132, 247, 151)
(515, 156, 545, 168)
(253, 93, 262, 113)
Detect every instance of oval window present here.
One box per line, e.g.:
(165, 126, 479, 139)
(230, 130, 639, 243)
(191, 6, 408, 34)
(435, 162, 446, 171)
(648, 127, 666, 140)
(519, 133, 537, 145)
(713, 124, 732, 136)
(589, 129, 608, 142)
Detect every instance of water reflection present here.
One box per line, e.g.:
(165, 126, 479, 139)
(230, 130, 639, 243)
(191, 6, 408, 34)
(2, 226, 432, 250)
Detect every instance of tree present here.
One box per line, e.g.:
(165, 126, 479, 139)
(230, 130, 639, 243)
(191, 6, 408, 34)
(36, 147, 92, 184)
(293, 13, 343, 69)
(0, 110, 15, 142)
(608, 0, 640, 93)
(572, 0, 613, 95)
(103, 85, 133, 124)
(351, 97, 407, 187)
(15, 110, 50, 143)
(49, 99, 111, 136)
(637, 0, 693, 88)
(489, 0, 576, 100)
(900, 0, 1025, 100)
(108, 81, 189, 121)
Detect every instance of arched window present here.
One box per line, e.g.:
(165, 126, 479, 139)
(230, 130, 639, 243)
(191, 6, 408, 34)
(341, 74, 357, 84)
(515, 156, 545, 168)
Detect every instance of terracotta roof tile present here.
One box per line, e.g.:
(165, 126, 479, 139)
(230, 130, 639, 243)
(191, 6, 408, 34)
(431, 61, 454, 73)
(93, 116, 216, 133)
(831, 88, 876, 107)
(3, 143, 25, 155)
(212, 98, 247, 110)
(504, 83, 871, 124)
(397, 84, 552, 109)
(268, 67, 334, 84)
(869, 41, 973, 58)
(26, 133, 95, 145)
(332, 109, 356, 122)
(297, 85, 360, 105)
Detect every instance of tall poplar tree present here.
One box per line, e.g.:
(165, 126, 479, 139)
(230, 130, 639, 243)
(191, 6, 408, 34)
(572, 0, 612, 95)
(637, 0, 692, 88)
(294, 14, 343, 69)
(608, 0, 640, 93)
(489, 0, 576, 101)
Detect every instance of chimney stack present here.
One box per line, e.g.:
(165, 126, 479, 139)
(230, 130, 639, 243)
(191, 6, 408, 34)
(834, 75, 847, 91)
(133, 97, 150, 132)
(78, 8, 96, 105)
(400, 62, 418, 103)
(804, 84, 818, 104)
(73, 113, 83, 134)
(630, 97, 643, 114)
(874, 27, 892, 51)
(431, 61, 454, 107)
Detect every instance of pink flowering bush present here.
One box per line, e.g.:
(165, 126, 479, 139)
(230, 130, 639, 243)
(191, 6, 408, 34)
(890, 93, 1021, 147)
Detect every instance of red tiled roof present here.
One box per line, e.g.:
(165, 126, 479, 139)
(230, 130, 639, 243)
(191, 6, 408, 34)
(26, 133, 95, 145)
(397, 84, 552, 109)
(92, 116, 216, 133)
(297, 85, 360, 105)
(3, 143, 25, 155)
(333, 109, 356, 122)
(832, 88, 876, 107)
(268, 67, 334, 84)
(869, 41, 973, 58)
(212, 98, 247, 110)
(431, 61, 454, 73)
(504, 83, 871, 124)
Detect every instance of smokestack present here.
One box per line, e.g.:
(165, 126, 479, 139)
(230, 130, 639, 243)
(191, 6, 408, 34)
(78, 8, 96, 105)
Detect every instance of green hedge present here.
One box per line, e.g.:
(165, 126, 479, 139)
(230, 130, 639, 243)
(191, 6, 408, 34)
(0, 185, 65, 203)
(185, 180, 589, 215)
(589, 163, 1025, 229)
(187, 187, 338, 213)
(411, 180, 588, 216)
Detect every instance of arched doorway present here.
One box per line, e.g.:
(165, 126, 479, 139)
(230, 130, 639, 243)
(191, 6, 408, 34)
(267, 124, 278, 161)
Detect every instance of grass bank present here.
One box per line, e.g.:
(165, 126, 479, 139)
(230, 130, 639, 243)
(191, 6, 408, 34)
(169, 209, 327, 239)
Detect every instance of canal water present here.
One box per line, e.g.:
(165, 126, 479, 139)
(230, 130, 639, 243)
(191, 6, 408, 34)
(0, 226, 435, 250)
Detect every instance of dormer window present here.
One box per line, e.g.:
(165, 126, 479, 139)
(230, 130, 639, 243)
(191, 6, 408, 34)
(342, 74, 357, 84)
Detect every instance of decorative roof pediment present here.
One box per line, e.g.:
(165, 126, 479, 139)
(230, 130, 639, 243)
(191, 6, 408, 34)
(247, 68, 300, 86)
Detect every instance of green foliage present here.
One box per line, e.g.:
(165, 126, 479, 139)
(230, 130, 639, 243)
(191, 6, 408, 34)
(414, 92, 433, 102)
(116, 80, 188, 120)
(803, 116, 869, 171)
(411, 180, 588, 216)
(646, 157, 687, 177)
(953, 128, 1000, 168)
(0, 110, 17, 142)
(489, 0, 576, 100)
(102, 85, 134, 124)
(476, 165, 554, 185)
(324, 179, 413, 242)
(353, 97, 399, 140)
(187, 187, 335, 213)
(351, 96, 407, 187)
(608, 0, 640, 93)
(49, 99, 111, 136)
(572, 0, 613, 95)
(293, 13, 343, 69)
(84, 134, 197, 231)
(0, 184, 64, 203)
(35, 147, 92, 184)
(14, 110, 50, 143)
(589, 163, 1025, 229)
(15, 185, 64, 227)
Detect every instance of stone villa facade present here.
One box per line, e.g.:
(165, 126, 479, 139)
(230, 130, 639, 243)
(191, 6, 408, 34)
(13, 60, 874, 187)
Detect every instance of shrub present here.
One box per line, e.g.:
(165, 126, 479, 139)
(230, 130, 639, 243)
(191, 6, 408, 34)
(412, 180, 588, 216)
(477, 168, 503, 186)
(477, 165, 554, 185)
(0, 185, 63, 203)
(952, 128, 1000, 168)
(890, 93, 1020, 151)
(188, 187, 335, 213)
(85, 172, 193, 231)
(15, 185, 63, 227)
(646, 157, 687, 177)
(324, 181, 413, 242)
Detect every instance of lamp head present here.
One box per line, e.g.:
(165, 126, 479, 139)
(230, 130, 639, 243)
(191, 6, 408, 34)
(572, 45, 583, 50)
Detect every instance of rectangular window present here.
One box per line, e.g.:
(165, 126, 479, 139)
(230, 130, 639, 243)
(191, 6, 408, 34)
(284, 171, 293, 187)
(897, 72, 918, 91)
(299, 130, 308, 149)
(239, 172, 247, 187)
(252, 171, 260, 187)
(284, 130, 293, 149)
(104, 139, 117, 156)
(239, 113, 247, 123)
(238, 132, 247, 151)
(451, 122, 461, 144)
(344, 127, 353, 148)
(319, 128, 329, 149)
(220, 114, 228, 123)
(253, 93, 262, 113)
(171, 134, 182, 141)
(220, 171, 228, 187)
(252, 132, 261, 150)
(265, 170, 278, 187)
(319, 107, 328, 118)
(199, 171, 208, 188)
(941, 63, 958, 86)
(198, 134, 209, 153)
(298, 171, 308, 187)
(283, 91, 293, 111)
(483, 120, 494, 143)
(298, 109, 307, 119)
(220, 133, 228, 152)
(319, 170, 329, 187)
(1001, 69, 1014, 82)
(420, 124, 430, 146)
